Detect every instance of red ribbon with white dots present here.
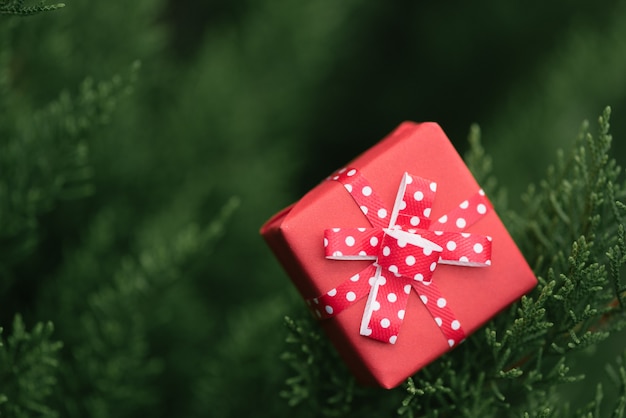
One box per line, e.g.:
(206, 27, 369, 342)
(306, 168, 493, 346)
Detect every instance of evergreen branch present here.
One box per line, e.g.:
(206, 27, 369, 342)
(488, 107, 626, 414)
(37, 195, 238, 418)
(607, 182, 626, 309)
(281, 315, 357, 417)
(613, 354, 626, 418)
(0, 61, 140, 273)
(406, 107, 625, 417)
(601, 352, 626, 418)
(0, 314, 62, 418)
(522, 408, 552, 418)
(0, 1, 65, 15)
(398, 363, 458, 417)
(464, 124, 506, 214)
(464, 124, 493, 188)
(0, 22, 13, 131)
(577, 384, 604, 418)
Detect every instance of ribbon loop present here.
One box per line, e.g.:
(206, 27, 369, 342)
(389, 173, 437, 230)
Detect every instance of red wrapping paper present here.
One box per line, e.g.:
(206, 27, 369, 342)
(261, 122, 537, 389)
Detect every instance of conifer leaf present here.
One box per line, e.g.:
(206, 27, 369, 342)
(369, 107, 626, 417)
(0, 62, 139, 275)
(0, 315, 62, 418)
(0, 0, 64, 15)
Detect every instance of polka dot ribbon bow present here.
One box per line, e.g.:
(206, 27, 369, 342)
(306, 167, 493, 346)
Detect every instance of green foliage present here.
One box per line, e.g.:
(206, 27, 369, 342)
(464, 124, 507, 213)
(38, 197, 238, 418)
(0, 315, 62, 418)
(190, 294, 291, 417)
(1, 6, 238, 416)
(575, 353, 626, 418)
(483, 0, 626, 200)
(0, 1, 64, 16)
(281, 316, 356, 416)
(0, 62, 138, 276)
(3, 1, 626, 417)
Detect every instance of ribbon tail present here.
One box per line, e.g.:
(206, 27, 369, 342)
(421, 231, 493, 266)
(412, 280, 466, 347)
(330, 167, 390, 229)
(360, 267, 412, 344)
(307, 264, 378, 319)
(324, 227, 383, 260)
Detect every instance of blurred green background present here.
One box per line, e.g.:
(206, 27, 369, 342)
(3, 0, 626, 416)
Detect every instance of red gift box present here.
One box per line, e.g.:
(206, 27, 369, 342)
(261, 122, 537, 389)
